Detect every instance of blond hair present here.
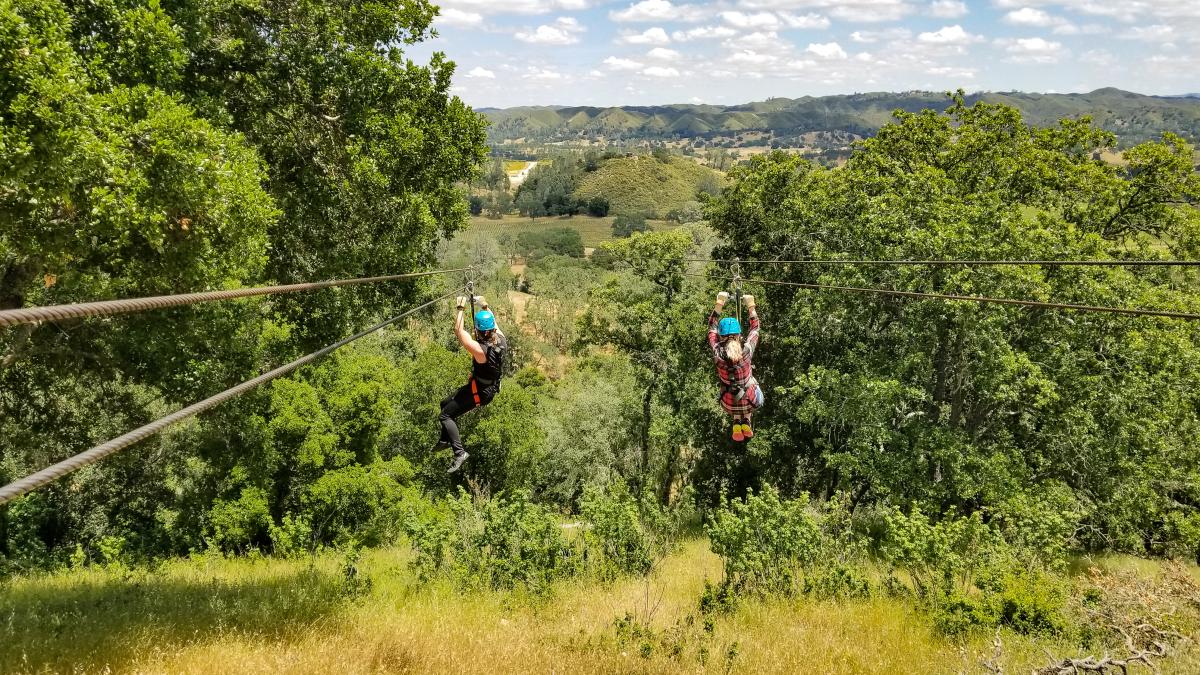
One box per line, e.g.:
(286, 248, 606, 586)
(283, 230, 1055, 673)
(723, 337, 743, 363)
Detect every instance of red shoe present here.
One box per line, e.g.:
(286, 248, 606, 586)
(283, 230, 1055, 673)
(741, 423, 754, 439)
(732, 425, 745, 442)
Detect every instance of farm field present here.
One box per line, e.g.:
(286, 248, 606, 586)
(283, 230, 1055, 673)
(466, 214, 675, 249)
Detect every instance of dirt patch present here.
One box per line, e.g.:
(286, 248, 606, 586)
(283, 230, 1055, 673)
(508, 290, 533, 325)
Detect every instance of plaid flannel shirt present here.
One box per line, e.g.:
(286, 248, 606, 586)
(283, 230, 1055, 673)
(708, 310, 762, 415)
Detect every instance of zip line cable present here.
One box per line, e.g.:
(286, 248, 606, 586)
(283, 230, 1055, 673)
(688, 258, 1200, 267)
(0, 288, 464, 505)
(0, 268, 470, 329)
(685, 273, 1200, 321)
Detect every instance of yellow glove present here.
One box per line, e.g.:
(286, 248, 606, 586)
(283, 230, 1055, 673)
(743, 294, 756, 310)
(456, 296, 467, 311)
(474, 295, 488, 310)
(716, 291, 730, 307)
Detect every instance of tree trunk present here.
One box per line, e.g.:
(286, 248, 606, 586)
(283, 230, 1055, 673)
(638, 380, 657, 497)
(0, 504, 8, 557)
(0, 261, 36, 311)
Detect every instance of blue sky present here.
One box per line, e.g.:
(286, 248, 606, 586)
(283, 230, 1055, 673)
(403, 0, 1200, 108)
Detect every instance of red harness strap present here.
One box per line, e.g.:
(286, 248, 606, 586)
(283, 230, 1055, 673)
(470, 378, 481, 405)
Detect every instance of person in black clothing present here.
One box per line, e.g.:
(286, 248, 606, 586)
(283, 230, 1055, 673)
(438, 295, 506, 472)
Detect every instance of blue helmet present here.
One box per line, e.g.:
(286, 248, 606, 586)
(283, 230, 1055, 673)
(474, 309, 497, 331)
(718, 317, 742, 337)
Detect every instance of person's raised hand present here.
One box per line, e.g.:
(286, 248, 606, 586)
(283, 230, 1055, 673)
(716, 291, 730, 308)
(456, 296, 467, 311)
(743, 294, 755, 309)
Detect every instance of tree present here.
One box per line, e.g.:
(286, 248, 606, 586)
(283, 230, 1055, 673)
(468, 195, 484, 216)
(704, 93, 1200, 557)
(485, 190, 512, 219)
(486, 157, 510, 191)
(578, 230, 701, 500)
(612, 213, 649, 238)
(0, 0, 487, 566)
(586, 196, 610, 217)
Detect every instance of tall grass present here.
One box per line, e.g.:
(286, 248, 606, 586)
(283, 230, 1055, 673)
(3, 541, 1198, 673)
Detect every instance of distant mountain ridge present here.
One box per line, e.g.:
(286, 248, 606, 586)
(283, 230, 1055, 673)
(483, 89, 1200, 148)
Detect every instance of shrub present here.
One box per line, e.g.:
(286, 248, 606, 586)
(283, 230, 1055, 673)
(300, 457, 417, 548)
(206, 486, 272, 553)
(992, 482, 1084, 569)
(875, 505, 992, 597)
(579, 482, 680, 579)
(468, 194, 483, 215)
(586, 196, 609, 217)
(612, 213, 649, 238)
(706, 486, 823, 595)
(405, 489, 581, 592)
(269, 514, 314, 558)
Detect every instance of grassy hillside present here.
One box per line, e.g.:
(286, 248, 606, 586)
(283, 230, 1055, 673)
(485, 89, 1200, 148)
(7, 540, 1197, 673)
(573, 156, 722, 218)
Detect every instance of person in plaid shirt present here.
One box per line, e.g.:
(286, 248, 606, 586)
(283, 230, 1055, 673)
(707, 291, 764, 442)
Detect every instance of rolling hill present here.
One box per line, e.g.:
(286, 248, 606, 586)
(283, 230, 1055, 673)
(572, 155, 722, 218)
(483, 89, 1200, 148)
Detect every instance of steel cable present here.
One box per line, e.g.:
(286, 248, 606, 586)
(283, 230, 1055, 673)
(0, 268, 469, 328)
(685, 273, 1200, 321)
(0, 288, 463, 505)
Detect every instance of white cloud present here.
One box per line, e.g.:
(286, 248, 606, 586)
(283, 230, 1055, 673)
(465, 66, 496, 78)
(647, 47, 683, 60)
(916, 25, 979, 45)
(927, 0, 966, 18)
(643, 65, 681, 77)
(725, 31, 793, 51)
(720, 11, 781, 29)
(1080, 48, 1116, 68)
(733, 0, 914, 23)
(438, 8, 484, 26)
(926, 65, 975, 78)
(436, 0, 589, 16)
(603, 56, 645, 70)
(526, 66, 565, 80)
(1124, 24, 1174, 41)
(728, 50, 779, 65)
(618, 27, 672, 44)
(850, 27, 912, 43)
(671, 25, 737, 41)
(610, 0, 707, 22)
(780, 12, 830, 28)
(515, 17, 586, 45)
(805, 41, 848, 59)
(1004, 7, 1053, 26)
(995, 36, 1066, 63)
(990, 0, 1200, 23)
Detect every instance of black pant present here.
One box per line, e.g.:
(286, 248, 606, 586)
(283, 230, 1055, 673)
(438, 382, 495, 454)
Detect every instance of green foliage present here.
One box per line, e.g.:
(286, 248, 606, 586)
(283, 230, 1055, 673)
(585, 196, 610, 217)
(706, 486, 823, 596)
(485, 90, 1200, 148)
(516, 227, 585, 260)
(705, 93, 1200, 561)
(268, 514, 313, 558)
(580, 483, 657, 579)
(574, 155, 723, 219)
(206, 487, 272, 553)
(0, 0, 487, 569)
(406, 489, 580, 592)
(514, 157, 582, 217)
(301, 458, 417, 548)
(612, 213, 649, 238)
